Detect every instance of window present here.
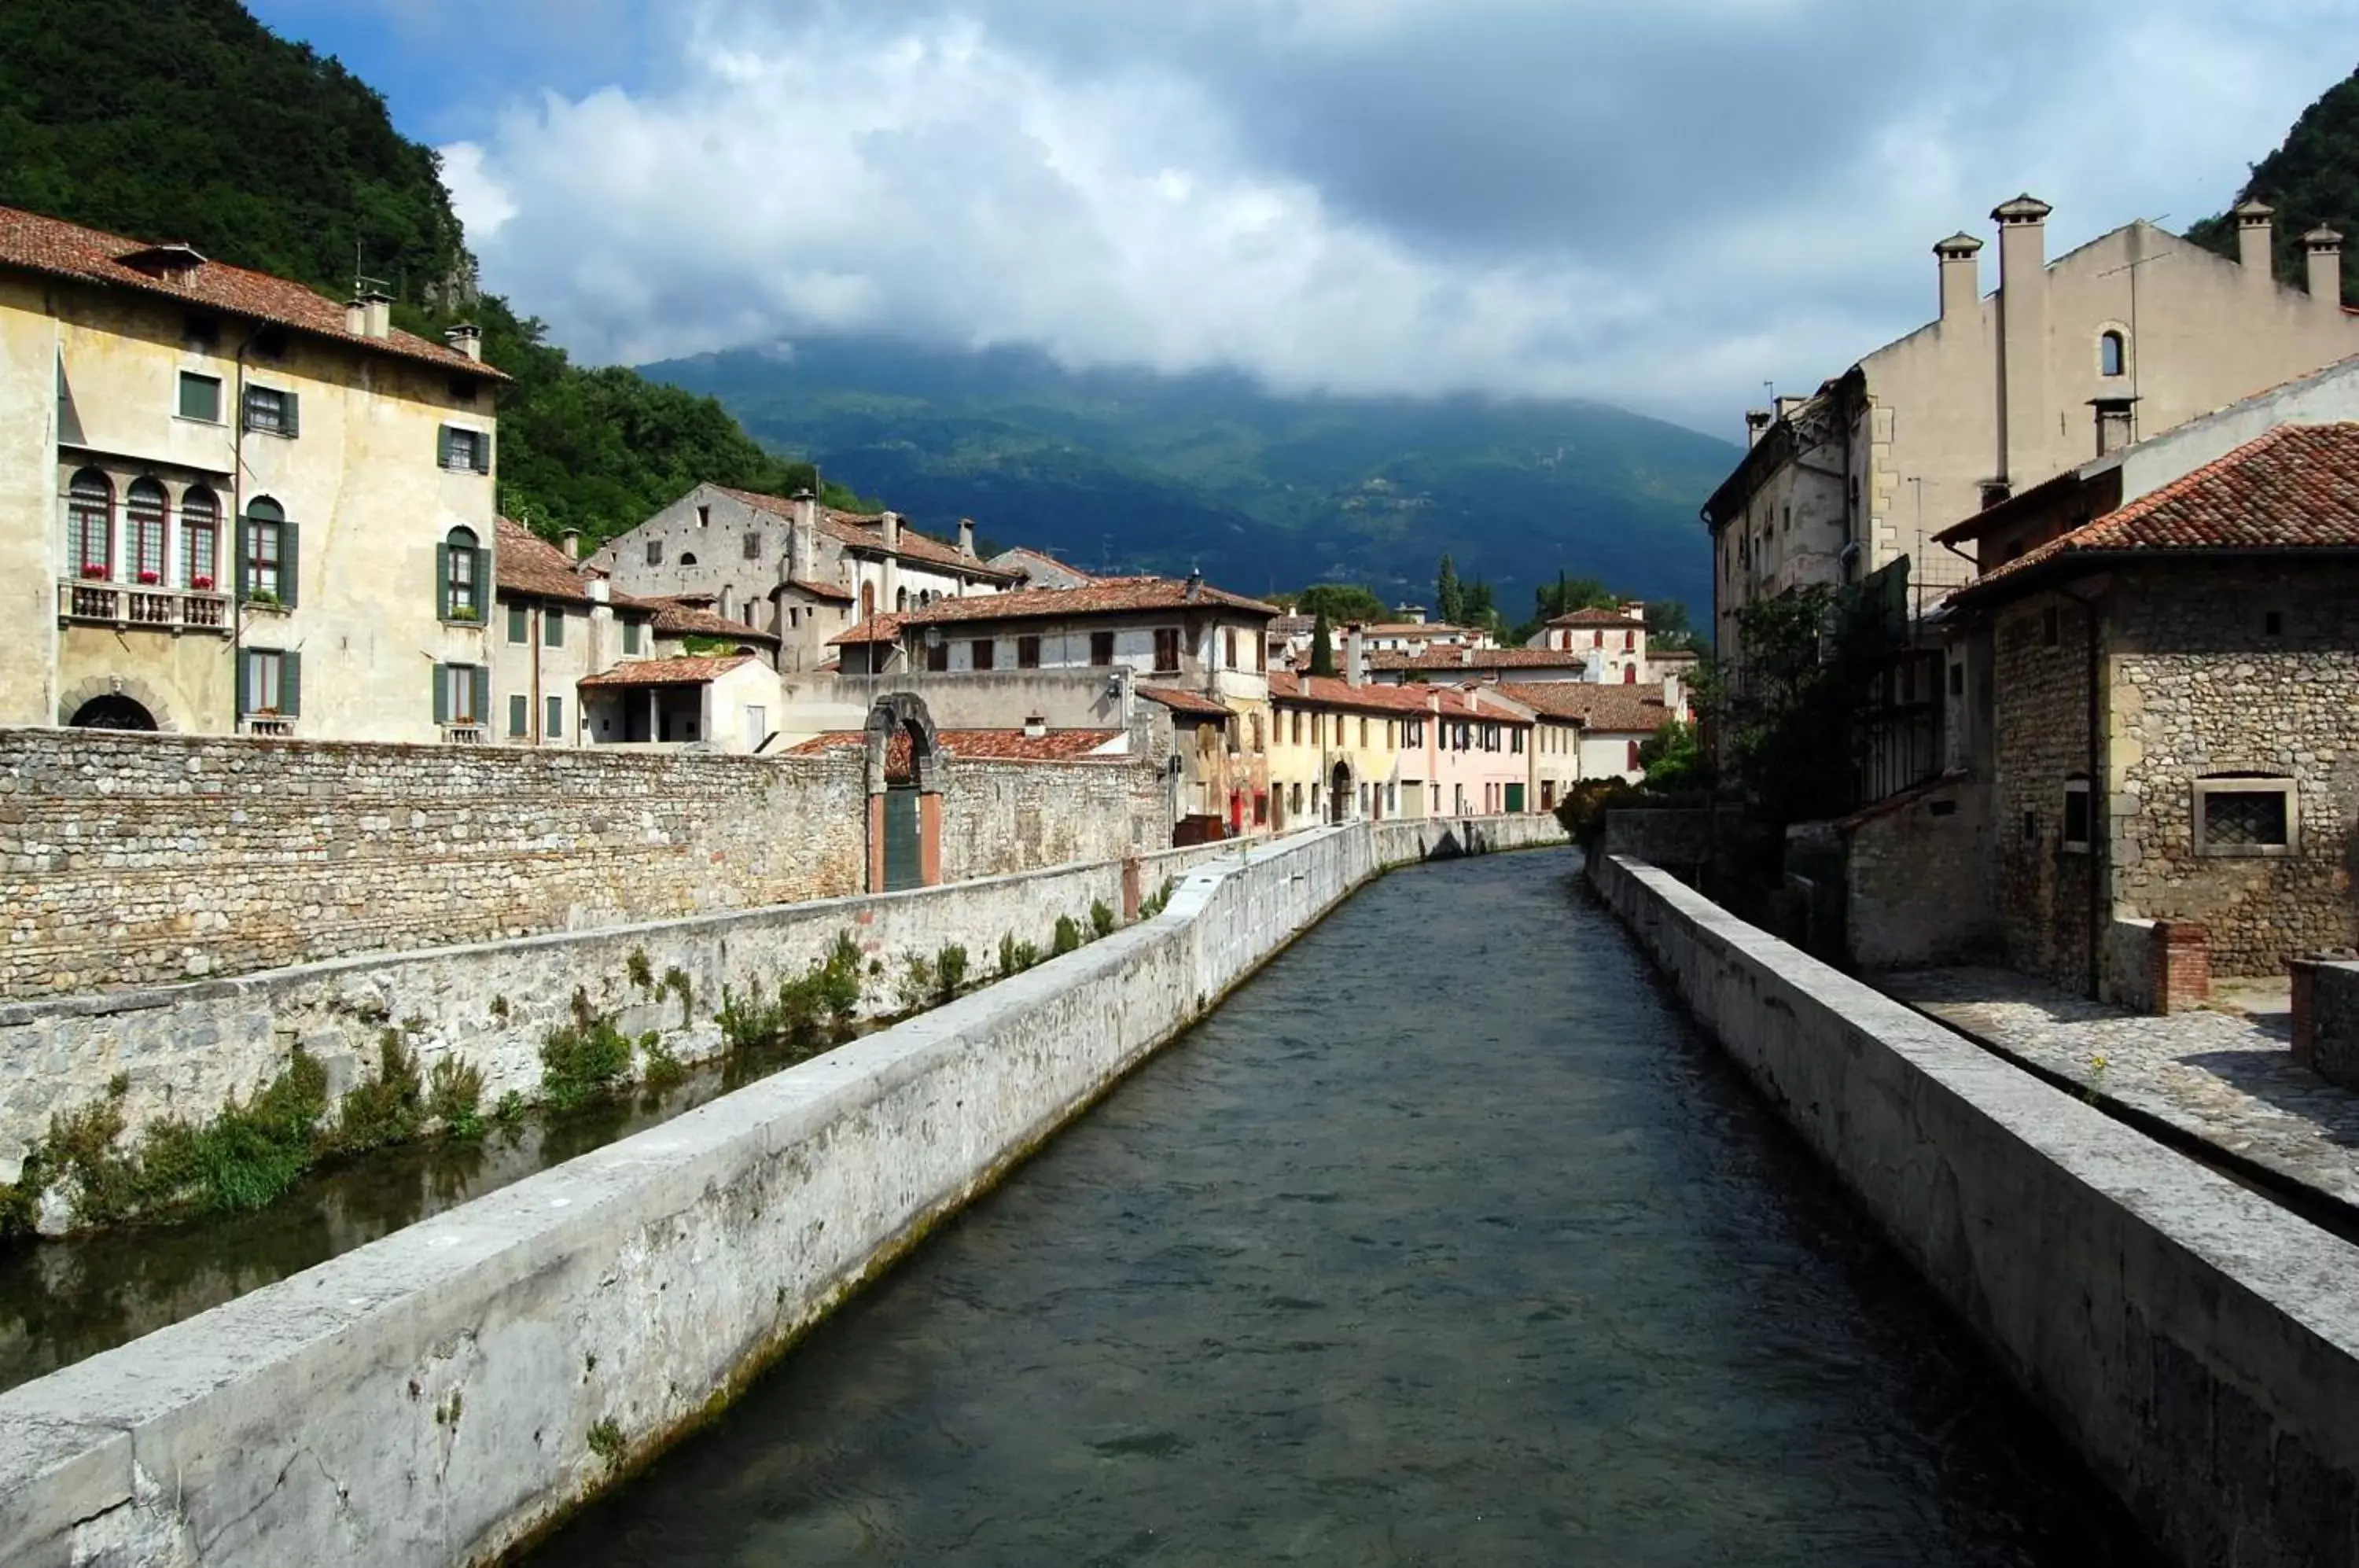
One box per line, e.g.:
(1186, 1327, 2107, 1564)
(896, 587, 909, 612)
(927, 641, 949, 672)
(241, 384, 298, 436)
(1626, 740, 1642, 772)
(646, 540, 664, 567)
(1254, 792, 1268, 826)
(1949, 661, 1964, 696)
(182, 315, 220, 352)
(126, 479, 167, 583)
(1224, 628, 1238, 669)
(547, 696, 564, 738)
(67, 468, 111, 577)
(542, 607, 568, 647)
(240, 498, 294, 605)
(509, 694, 529, 738)
(1255, 636, 1266, 672)
(449, 376, 477, 406)
(438, 425, 490, 473)
(1018, 635, 1041, 669)
(2100, 330, 2126, 377)
(1091, 631, 1116, 667)
(1387, 721, 1397, 749)
(177, 372, 221, 422)
(240, 647, 299, 716)
(180, 485, 219, 589)
(2194, 776, 2297, 857)
(2061, 778, 2092, 852)
(440, 526, 484, 620)
(1511, 728, 1525, 755)
(432, 663, 488, 727)
(743, 530, 762, 561)
(507, 603, 528, 643)
(1154, 628, 1180, 672)
(696, 506, 710, 527)
(1622, 664, 1636, 683)
(1251, 715, 1264, 753)
(1624, 629, 1635, 650)
(679, 552, 698, 567)
(1358, 716, 1369, 746)
(971, 638, 995, 671)
(1404, 718, 1423, 747)
(1290, 709, 1303, 745)
(623, 620, 642, 655)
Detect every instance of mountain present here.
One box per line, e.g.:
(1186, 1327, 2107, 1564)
(646, 336, 1735, 615)
(0, 0, 859, 541)
(2187, 64, 2359, 305)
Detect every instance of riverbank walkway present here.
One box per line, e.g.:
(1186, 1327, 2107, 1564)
(1882, 967, 2359, 1218)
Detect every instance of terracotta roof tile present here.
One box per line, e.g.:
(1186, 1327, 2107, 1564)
(0, 204, 501, 378)
(579, 654, 755, 687)
(829, 613, 907, 646)
(495, 517, 597, 604)
(1367, 647, 1588, 672)
(712, 488, 1020, 582)
(1951, 422, 2359, 606)
(1546, 607, 1645, 628)
(1493, 682, 1668, 732)
(786, 576, 853, 603)
(895, 576, 1279, 624)
(1139, 685, 1234, 720)
(1272, 673, 1452, 717)
(627, 595, 781, 644)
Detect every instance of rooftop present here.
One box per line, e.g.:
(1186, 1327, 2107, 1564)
(1493, 682, 1670, 733)
(627, 595, 782, 644)
(0, 204, 501, 379)
(716, 488, 1020, 583)
(890, 576, 1278, 626)
(1546, 607, 1646, 628)
(1367, 646, 1588, 672)
(578, 654, 755, 688)
(1138, 685, 1234, 720)
(495, 517, 601, 605)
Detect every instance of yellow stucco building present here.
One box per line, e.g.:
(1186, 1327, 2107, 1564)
(1, 204, 502, 738)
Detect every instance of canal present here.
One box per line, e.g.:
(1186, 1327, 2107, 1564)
(532, 849, 2151, 1566)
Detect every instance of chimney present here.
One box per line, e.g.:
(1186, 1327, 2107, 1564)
(1934, 232, 1983, 323)
(445, 322, 483, 362)
(587, 576, 609, 605)
(1993, 193, 2052, 487)
(1397, 602, 1426, 624)
(559, 528, 581, 560)
(1183, 568, 1203, 604)
(789, 488, 817, 582)
(880, 510, 901, 552)
(2306, 226, 2344, 305)
(957, 517, 977, 559)
(1345, 624, 1367, 688)
(1744, 409, 1773, 447)
(2235, 199, 2275, 285)
(1663, 672, 1684, 718)
(345, 289, 392, 340)
(1023, 714, 1047, 739)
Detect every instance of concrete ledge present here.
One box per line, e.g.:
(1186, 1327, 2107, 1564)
(0, 813, 1561, 1566)
(1592, 852, 2359, 1565)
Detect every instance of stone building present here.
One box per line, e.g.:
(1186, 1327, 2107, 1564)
(587, 484, 1017, 674)
(1938, 421, 2359, 988)
(491, 518, 657, 746)
(0, 203, 503, 740)
(1701, 194, 2359, 686)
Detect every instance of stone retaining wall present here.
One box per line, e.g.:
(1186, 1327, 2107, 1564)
(0, 812, 1562, 1566)
(1592, 850, 2359, 1566)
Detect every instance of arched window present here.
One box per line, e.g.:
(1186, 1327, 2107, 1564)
(244, 496, 288, 603)
(180, 485, 220, 590)
(442, 525, 481, 618)
(678, 551, 699, 566)
(68, 469, 112, 578)
(896, 586, 909, 611)
(126, 479, 168, 583)
(2100, 330, 2126, 377)
(1626, 739, 1643, 772)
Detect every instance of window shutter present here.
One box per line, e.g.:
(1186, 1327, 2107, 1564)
(279, 521, 300, 607)
(236, 650, 252, 716)
(282, 391, 300, 438)
(474, 545, 490, 600)
(509, 694, 528, 737)
(470, 665, 490, 725)
(234, 516, 252, 601)
(437, 425, 455, 469)
(432, 664, 449, 727)
(474, 432, 492, 474)
(436, 543, 451, 620)
(282, 652, 302, 717)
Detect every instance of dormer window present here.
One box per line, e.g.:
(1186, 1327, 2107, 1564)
(118, 243, 207, 285)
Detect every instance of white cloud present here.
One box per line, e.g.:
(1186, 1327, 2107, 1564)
(443, 0, 2359, 432)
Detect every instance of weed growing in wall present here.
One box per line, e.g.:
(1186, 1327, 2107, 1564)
(428, 1056, 487, 1139)
(640, 1032, 687, 1093)
(331, 1033, 426, 1154)
(587, 1417, 627, 1467)
(1139, 878, 1176, 918)
(1053, 915, 1084, 955)
(662, 966, 694, 1015)
(935, 944, 969, 999)
(999, 933, 1040, 976)
(1090, 900, 1117, 940)
(625, 948, 654, 991)
(899, 953, 939, 1014)
(540, 988, 636, 1110)
(718, 933, 867, 1055)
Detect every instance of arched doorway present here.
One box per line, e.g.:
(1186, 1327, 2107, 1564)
(70, 694, 157, 731)
(864, 693, 944, 892)
(1328, 760, 1352, 826)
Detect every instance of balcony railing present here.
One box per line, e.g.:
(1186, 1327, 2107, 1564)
(240, 715, 295, 738)
(58, 579, 230, 634)
(442, 724, 487, 745)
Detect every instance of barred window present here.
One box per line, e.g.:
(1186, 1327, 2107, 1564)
(2193, 776, 2297, 857)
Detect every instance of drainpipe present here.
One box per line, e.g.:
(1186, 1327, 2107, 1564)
(531, 602, 543, 743)
(2058, 582, 2104, 999)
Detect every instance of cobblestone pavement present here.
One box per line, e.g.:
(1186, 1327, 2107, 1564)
(1879, 966, 2359, 1214)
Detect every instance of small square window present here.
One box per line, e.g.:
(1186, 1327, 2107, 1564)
(442, 426, 483, 472)
(507, 603, 528, 643)
(646, 541, 664, 567)
(2061, 780, 2091, 852)
(243, 385, 291, 435)
(177, 371, 221, 422)
(2194, 779, 2296, 857)
(743, 530, 762, 561)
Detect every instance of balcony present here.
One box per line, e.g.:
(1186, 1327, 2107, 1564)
(442, 724, 488, 745)
(240, 715, 294, 738)
(58, 579, 230, 635)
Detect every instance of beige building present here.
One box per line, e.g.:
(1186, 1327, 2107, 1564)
(0, 204, 503, 739)
(491, 517, 658, 745)
(1703, 195, 2359, 677)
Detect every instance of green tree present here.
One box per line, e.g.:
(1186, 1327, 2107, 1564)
(2186, 66, 2359, 306)
(1290, 583, 1390, 624)
(1308, 613, 1337, 677)
(1706, 583, 1897, 825)
(1638, 718, 1708, 792)
(1435, 555, 1465, 625)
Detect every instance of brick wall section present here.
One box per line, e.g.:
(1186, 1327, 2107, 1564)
(2105, 565, 2359, 976)
(1993, 592, 2098, 988)
(0, 728, 1173, 1000)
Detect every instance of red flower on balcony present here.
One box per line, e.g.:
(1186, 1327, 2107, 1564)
(137, 569, 160, 585)
(79, 564, 107, 580)
(191, 574, 215, 591)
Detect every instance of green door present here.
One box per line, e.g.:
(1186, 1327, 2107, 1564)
(883, 786, 922, 892)
(1504, 782, 1525, 814)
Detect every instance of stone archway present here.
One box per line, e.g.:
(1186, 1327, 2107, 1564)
(1328, 758, 1353, 826)
(865, 692, 946, 892)
(58, 675, 176, 734)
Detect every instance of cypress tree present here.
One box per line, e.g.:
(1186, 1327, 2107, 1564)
(1309, 612, 1337, 677)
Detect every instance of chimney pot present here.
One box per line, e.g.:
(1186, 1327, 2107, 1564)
(2306, 225, 2343, 305)
(559, 528, 581, 560)
(1023, 714, 1047, 739)
(347, 290, 392, 340)
(1744, 408, 1773, 447)
(445, 322, 483, 362)
(1345, 624, 1367, 688)
(1934, 230, 1983, 322)
(881, 510, 901, 551)
(957, 517, 977, 559)
(1993, 193, 2052, 485)
(2236, 199, 2276, 285)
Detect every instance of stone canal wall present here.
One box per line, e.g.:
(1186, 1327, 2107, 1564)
(1591, 850, 2359, 1567)
(0, 812, 1563, 1566)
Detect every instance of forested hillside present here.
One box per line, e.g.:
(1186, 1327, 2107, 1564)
(2188, 64, 2359, 305)
(0, 0, 859, 541)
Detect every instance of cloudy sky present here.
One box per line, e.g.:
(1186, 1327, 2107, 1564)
(250, 0, 2357, 436)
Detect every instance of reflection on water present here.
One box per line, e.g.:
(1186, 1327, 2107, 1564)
(534, 850, 2154, 1566)
(0, 1030, 850, 1395)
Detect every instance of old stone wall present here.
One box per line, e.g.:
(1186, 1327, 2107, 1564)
(1839, 776, 1997, 969)
(0, 816, 1564, 1566)
(1992, 591, 2098, 988)
(940, 759, 1169, 882)
(1593, 850, 2359, 1568)
(2106, 565, 2359, 976)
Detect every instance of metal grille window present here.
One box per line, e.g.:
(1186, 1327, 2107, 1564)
(2203, 790, 2287, 849)
(243, 385, 296, 436)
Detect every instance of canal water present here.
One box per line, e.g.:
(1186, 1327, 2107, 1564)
(533, 849, 2151, 1566)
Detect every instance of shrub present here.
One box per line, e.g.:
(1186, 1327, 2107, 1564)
(1139, 878, 1175, 918)
(898, 952, 938, 1013)
(999, 932, 1040, 976)
(428, 1055, 487, 1139)
(333, 1032, 426, 1154)
(540, 988, 635, 1110)
(640, 1033, 686, 1092)
(935, 944, 968, 1000)
(1052, 915, 1084, 955)
(1089, 900, 1116, 939)
(131, 1050, 329, 1218)
(625, 948, 653, 990)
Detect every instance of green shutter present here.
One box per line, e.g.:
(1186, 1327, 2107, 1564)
(234, 516, 252, 601)
(624, 620, 640, 654)
(236, 650, 252, 715)
(436, 425, 454, 469)
(470, 665, 490, 726)
(509, 694, 528, 737)
(475, 432, 492, 475)
(436, 543, 451, 620)
(282, 652, 301, 717)
(432, 664, 449, 726)
(282, 391, 300, 438)
(507, 602, 527, 642)
(545, 609, 565, 648)
(279, 522, 300, 608)
(474, 547, 490, 609)
(547, 695, 562, 737)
